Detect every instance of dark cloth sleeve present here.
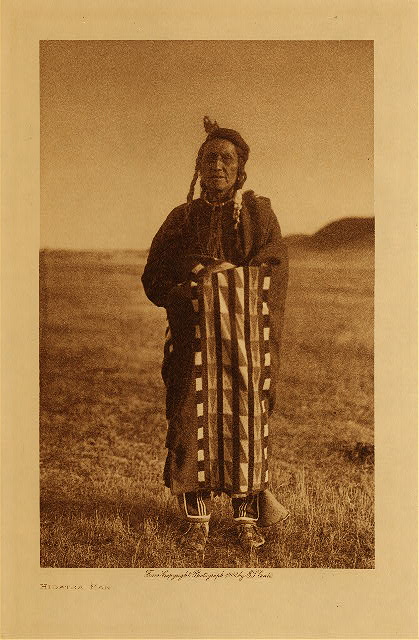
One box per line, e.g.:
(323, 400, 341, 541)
(249, 204, 289, 320)
(142, 205, 196, 422)
(141, 206, 187, 308)
(249, 200, 289, 415)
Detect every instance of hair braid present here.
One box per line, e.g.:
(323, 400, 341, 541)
(235, 157, 247, 190)
(187, 167, 199, 204)
(186, 146, 205, 204)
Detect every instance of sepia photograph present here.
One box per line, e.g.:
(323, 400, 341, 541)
(39, 40, 375, 569)
(2, 1, 417, 637)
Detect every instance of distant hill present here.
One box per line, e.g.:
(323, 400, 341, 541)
(284, 217, 374, 250)
(40, 218, 374, 257)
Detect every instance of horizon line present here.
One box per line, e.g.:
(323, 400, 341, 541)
(40, 214, 375, 252)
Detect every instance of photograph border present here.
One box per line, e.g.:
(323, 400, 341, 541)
(2, 1, 418, 638)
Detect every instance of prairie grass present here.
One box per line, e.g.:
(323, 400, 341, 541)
(40, 246, 374, 568)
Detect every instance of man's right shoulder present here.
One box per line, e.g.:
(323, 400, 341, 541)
(164, 202, 189, 225)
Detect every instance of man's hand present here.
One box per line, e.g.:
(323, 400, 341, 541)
(166, 282, 192, 305)
(203, 261, 235, 274)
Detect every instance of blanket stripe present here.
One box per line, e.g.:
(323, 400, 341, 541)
(190, 264, 271, 495)
(243, 266, 255, 491)
(227, 269, 240, 490)
(212, 277, 224, 488)
(262, 274, 271, 484)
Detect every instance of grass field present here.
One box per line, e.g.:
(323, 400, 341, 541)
(39, 245, 374, 568)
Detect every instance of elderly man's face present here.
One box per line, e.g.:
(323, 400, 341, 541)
(200, 138, 239, 199)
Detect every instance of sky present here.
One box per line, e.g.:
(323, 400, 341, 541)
(40, 40, 373, 250)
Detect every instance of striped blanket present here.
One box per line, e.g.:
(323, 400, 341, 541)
(172, 262, 272, 496)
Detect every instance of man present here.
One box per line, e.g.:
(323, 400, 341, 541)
(142, 117, 288, 557)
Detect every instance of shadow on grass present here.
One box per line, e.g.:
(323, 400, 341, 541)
(40, 483, 374, 569)
(40, 490, 183, 532)
(40, 491, 272, 568)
